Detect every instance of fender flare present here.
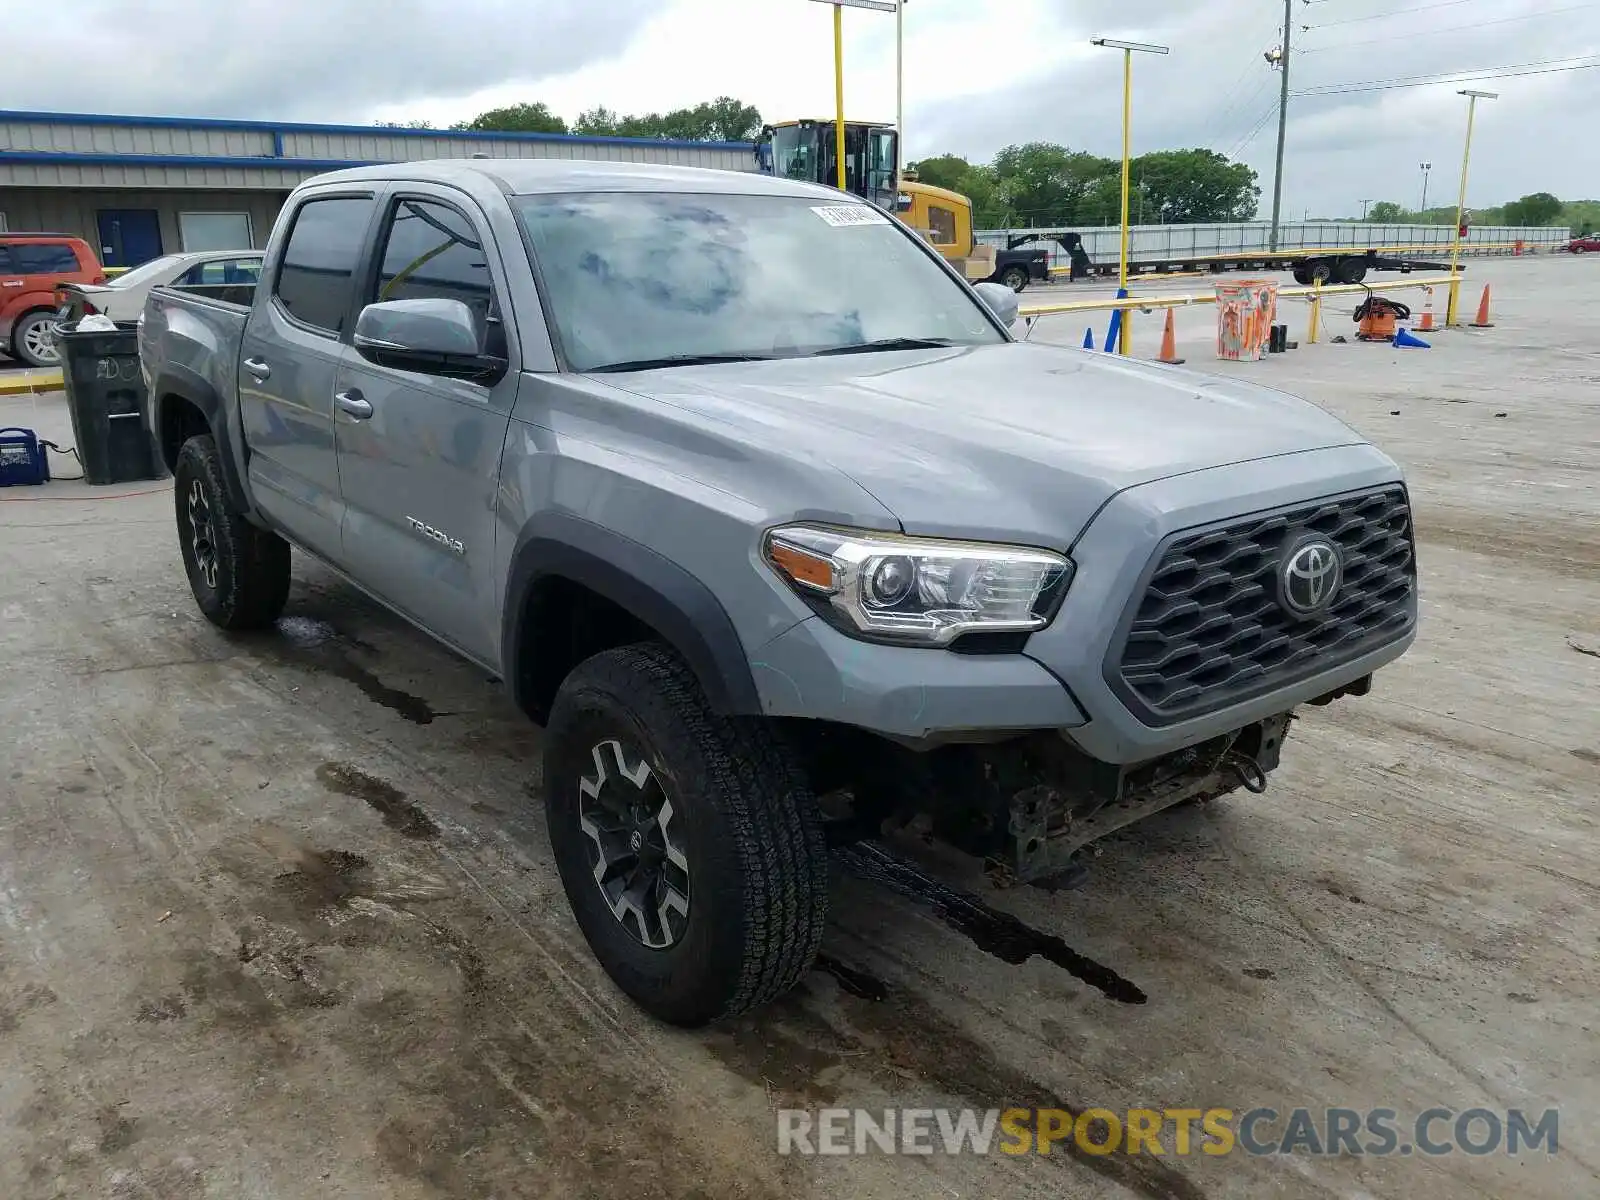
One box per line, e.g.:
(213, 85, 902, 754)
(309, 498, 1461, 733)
(150, 366, 252, 513)
(501, 511, 762, 722)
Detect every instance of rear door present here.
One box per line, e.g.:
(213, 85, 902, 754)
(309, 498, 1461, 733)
(330, 189, 517, 664)
(239, 190, 381, 559)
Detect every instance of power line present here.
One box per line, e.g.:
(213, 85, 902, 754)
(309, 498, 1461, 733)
(1293, 56, 1600, 96)
(1300, 2, 1598, 52)
(1301, 0, 1484, 30)
(1297, 52, 1597, 91)
(1228, 102, 1280, 158)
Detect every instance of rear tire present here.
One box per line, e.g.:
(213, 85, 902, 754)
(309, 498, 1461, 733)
(544, 643, 828, 1026)
(1336, 257, 1368, 284)
(11, 311, 59, 368)
(1000, 265, 1030, 292)
(1307, 260, 1334, 285)
(174, 434, 290, 630)
(1291, 266, 1312, 286)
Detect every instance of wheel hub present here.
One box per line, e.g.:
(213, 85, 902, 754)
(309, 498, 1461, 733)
(187, 479, 219, 590)
(577, 739, 690, 950)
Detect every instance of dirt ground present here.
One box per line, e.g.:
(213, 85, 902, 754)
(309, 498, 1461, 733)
(1, 254, 1596, 1199)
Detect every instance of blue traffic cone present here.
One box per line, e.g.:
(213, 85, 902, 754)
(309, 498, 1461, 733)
(1393, 326, 1431, 349)
(1082, 327, 1096, 350)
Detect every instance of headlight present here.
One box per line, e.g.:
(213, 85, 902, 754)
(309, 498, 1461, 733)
(764, 524, 1072, 646)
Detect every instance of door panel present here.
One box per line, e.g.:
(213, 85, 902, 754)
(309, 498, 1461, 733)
(96, 209, 163, 267)
(239, 305, 347, 558)
(332, 359, 513, 661)
(332, 193, 517, 663)
(238, 192, 379, 558)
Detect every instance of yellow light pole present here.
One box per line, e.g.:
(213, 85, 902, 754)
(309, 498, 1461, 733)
(1447, 88, 1496, 326)
(811, 0, 897, 195)
(1092, 37, 1169, 354)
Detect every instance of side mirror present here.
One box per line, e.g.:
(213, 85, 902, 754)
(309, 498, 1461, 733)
(353, 298, 506, 382)
(973, 281, 1019, 329)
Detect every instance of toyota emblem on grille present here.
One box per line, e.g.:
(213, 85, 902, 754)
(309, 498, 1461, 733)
(1280, 538, 1342, 617)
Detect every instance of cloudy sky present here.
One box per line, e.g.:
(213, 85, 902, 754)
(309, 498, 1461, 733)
(8, 0, 1597, 218)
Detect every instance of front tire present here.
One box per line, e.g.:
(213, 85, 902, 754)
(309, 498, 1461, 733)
(544, 644, 828, 1026)
(174, 434, 290, 630)
(1000, 265, 1030, 292)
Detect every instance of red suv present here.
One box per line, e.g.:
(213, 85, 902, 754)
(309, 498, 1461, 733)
(1567, 234, 1600, 253)
(1, 233, 106, 367)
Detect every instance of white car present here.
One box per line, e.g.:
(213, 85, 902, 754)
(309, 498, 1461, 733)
(54, 250, 262, 330)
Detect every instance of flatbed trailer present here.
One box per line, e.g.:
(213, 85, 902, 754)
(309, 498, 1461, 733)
(1015, 235, 1458, 285)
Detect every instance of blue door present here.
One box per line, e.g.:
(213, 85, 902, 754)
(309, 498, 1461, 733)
(96, 209, 163, 267)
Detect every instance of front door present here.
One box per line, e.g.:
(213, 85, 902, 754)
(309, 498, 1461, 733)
(238, 191, 380, 559)
(96, 209, 163, 267)
(331, 192, 516, 664)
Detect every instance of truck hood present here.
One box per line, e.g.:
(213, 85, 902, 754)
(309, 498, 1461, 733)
(619, 341, 1367, 548)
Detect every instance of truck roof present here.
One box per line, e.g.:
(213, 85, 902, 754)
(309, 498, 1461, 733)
(306, 157, 845, 200)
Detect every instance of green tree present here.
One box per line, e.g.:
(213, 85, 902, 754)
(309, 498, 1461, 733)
(990, 142, 1116, 227)
(1366, 201, 1406, 222)
(1501, 191, 1562, 226)
(573, 97, 762, 142)
(908, 154, 973, 191)
(1130, 149, 1259, 222)
(455, 102, 568, 134)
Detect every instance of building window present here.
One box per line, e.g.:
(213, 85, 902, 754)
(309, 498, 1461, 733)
(180, 211, 254, 252)
(274, 196, 377, 335)
(927, 204, 958, 245)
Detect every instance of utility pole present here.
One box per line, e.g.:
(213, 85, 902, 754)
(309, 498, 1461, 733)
(1268, 0, 1291, 251)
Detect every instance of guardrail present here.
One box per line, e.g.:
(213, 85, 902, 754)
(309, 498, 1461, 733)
(1019, 274, 1464, 349)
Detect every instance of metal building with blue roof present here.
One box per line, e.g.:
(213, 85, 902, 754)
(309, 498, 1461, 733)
(0, 110, 756, 266)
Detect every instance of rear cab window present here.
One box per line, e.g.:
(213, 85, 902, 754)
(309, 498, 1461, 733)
(273, 197, 377, 335)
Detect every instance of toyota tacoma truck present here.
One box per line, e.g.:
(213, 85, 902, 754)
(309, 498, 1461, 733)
(139, 160, 1417, 1026)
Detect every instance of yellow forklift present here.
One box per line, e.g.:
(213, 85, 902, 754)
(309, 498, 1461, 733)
(754, 120, 1048, 291)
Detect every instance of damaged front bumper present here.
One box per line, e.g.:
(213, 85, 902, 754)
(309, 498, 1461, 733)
(922, 711, 1296, 885)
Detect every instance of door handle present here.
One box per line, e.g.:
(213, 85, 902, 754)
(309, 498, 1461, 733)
(335, 389, 373, 419)
(243, 357, 271, 380)
(1, 281, 23, 288)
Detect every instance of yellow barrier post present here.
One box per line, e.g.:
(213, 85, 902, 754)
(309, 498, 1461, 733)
(1447, 89, 1496, 325)
(1091, 37, 1169, 355)
(1308, 276, 1321, 345)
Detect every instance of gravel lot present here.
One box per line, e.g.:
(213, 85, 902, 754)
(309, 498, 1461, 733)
(1, 254, 1595, 1199)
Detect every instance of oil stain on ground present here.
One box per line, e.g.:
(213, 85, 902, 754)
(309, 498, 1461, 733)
(316, 762, 440, 840)
(267, 616, 437, 724)
(836, 842, 1148, 1004)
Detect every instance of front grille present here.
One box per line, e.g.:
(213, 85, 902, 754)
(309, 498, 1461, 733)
(1108, 487, 1416, 725)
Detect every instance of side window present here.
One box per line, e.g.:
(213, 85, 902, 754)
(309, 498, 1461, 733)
(373, 199, 497, 341)
(178, 258, 262, 286)
(274, 197, 376, 335)
(11, 243, 81, 274)
(0, 247, 15, 274)
(927, 205, 958, 246)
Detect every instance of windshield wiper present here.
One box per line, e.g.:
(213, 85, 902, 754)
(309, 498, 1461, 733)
(586, 353, 779, 373)
(809, 337, 961, 357)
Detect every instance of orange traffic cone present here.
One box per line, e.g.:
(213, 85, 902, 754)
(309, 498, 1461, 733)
(1156, 309, 1185, 365)
(1417, 288, 1435, 332)
(1470, 284, 1495, 328)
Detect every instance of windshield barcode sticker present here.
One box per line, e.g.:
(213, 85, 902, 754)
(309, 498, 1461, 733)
(812, 204, 889, 228)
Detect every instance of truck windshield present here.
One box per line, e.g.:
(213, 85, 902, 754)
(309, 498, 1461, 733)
(514, 191, 1005, 372)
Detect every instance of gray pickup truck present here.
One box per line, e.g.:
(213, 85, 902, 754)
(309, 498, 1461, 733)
(139, 160, 1417, 1025)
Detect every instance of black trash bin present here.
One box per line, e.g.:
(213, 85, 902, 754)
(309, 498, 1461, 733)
(56, 324, 165, 486)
